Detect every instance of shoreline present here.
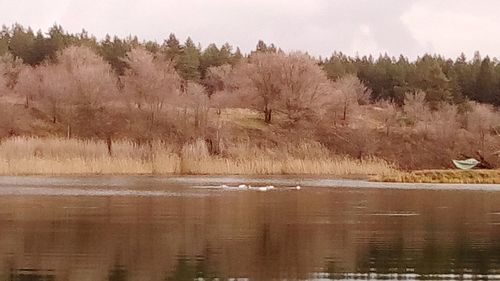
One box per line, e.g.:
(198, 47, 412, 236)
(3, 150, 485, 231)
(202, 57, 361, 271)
(0, 176, 499, 197)
(0, 137, 396, 177)
(0, 137, 498, 184)
(378, 169, 500, 184)
(0, 170, 499, 185)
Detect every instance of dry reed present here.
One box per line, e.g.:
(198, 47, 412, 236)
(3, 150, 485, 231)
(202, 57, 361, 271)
(379, 169, 500, 184)
(0, 137, 396, 176)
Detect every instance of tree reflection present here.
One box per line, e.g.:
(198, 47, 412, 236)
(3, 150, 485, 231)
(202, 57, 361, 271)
(0, 188, 499, 280)
(108, 265, 127, 281)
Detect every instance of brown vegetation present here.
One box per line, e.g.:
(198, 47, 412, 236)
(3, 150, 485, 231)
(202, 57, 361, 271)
(0, 45, 499, 175)
(380, 169, 500, 184)
(0, 137, 395, 176)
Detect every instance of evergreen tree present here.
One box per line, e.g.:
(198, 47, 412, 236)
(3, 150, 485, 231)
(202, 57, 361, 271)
(232, 47, 243, 64)
(0, 25, 9, 56)
(98, 35, 131, 75)
(254, 40, 277, 54)
(475, 57, 497, 104)
(144, 41, 160, 53)
(323, 52, 353, 80)
(219, 43, 233, 64)
(177, 37, 201, 81)
(9, 24, 36, 65)
(200, 43, 222, 77)
(162, 33, 183, 63)
(412, 55, 451, 106)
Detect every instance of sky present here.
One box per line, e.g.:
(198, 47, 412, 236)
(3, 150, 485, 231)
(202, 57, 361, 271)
(1, 0, 499, 59)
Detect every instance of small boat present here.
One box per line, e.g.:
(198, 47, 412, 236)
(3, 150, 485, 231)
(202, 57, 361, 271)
(452, 158, 480, 170)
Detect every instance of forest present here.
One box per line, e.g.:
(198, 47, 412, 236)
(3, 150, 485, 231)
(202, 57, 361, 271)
(0, 24, 499, 174)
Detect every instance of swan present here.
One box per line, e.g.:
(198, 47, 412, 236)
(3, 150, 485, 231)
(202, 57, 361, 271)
(238, 184, 248, 189)
(295, 185, 301, 190)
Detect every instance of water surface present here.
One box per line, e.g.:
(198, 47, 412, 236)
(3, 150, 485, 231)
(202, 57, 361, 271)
(0, 176, 500, 280)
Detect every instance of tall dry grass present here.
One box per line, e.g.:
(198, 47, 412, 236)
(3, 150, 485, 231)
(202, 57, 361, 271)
(379, 169, 500, 184)
(179, 139, 396, 176)
(0, 137, 396, 176)
(0, 137, 180, 175)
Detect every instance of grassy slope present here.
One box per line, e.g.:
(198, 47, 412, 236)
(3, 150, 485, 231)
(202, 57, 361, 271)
(1, 97, 498, 181)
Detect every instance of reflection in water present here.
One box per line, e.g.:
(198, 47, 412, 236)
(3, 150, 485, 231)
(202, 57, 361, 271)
(0, 177, 499, 280)
(9, 269, 55, 281)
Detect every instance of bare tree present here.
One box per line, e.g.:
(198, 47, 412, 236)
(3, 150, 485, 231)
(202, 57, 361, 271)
(204, 64, 232, 97)
(0, 64, 7, 96)
(15, 65, 38, 110)
(0, 53, 24, 95)
(122, 47, 181, 129)
(16, 63, 72, 123)
(330, 74, 371, 122)
(184, 82, 209, 130)
(466, 102, 500, 152)
(231, 52, 284, 123)
(374, 100, 401, 136)
(403, 91, 428, 120)
(279, 52, 333, 125)
(58, 46, 118, 138)
(15, 46, 119, 136)
(231, 52, 333, 125)
(58, 46, 118, 107)
(429, 103, 461, 148)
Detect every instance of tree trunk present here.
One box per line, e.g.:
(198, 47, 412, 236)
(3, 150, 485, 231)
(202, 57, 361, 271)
(67, 124, 71, 139)
(264, 108, 272, 124)
(106, 136, 113, 157)
(194, 107, 199, 129)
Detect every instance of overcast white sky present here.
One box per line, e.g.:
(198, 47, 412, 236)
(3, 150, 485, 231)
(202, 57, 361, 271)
(1, 0, 499, 59)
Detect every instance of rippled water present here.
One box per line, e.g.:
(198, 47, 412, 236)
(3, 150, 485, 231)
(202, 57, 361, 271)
(0, 176, 500, 281)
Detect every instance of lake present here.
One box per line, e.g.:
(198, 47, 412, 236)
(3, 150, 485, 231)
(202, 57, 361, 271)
(0, 176, 500, 281)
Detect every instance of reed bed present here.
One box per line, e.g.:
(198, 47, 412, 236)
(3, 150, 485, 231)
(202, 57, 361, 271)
(379, 169, 500, 184)
(0, 137, 396, 176)
(0, 137, 180, 175)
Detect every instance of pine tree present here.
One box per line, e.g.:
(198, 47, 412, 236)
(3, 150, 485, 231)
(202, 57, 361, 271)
(177, 37, 201, 81)
(200, 44, 222, 77)
(9, 24, 36, 65)
(0, 25, 9, 56)
(475, 57, 497, 104)
(232, 47, 243, 64)
(162, 33, 183, 63)
(412, 55, 451, 106)
(98, 35, 131, 75)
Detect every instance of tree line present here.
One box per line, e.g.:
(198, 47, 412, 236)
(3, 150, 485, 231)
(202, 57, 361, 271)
(1, 23, 500, 107)
(0, 24, 499, 169)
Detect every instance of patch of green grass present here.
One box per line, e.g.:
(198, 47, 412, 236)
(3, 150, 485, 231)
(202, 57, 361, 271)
(220, 108, 267, 130)
(378, 169, 500, 184)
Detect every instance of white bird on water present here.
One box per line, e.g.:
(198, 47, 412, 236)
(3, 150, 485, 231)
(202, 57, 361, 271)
(218, 184, 295, 191)
(262, 185, 276, 191)
(246, 185, 274, 191)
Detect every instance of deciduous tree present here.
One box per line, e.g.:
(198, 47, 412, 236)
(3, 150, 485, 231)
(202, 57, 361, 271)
(122, 47, 181, 129)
